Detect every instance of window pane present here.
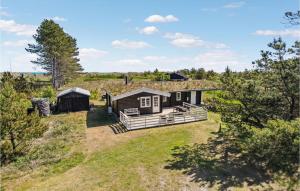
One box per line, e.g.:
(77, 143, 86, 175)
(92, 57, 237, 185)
(141, 98, 145, 106)
(146, 98, 150, 106)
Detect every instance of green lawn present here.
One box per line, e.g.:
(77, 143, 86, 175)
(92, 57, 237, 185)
(2, 102, 286, 191)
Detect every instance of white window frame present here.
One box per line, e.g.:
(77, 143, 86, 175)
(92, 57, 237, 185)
(163, 96, 167, 102)
(140, 96, 151, 108)
(176, 92, 181, 101)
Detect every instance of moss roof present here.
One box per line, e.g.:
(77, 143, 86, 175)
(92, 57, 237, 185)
(105, 80, 220, 96)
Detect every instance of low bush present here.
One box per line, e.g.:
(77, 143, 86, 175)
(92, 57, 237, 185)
(90, 88, 100, 100)
(32, 86, 56, 102)
(2, 117, 85, 179)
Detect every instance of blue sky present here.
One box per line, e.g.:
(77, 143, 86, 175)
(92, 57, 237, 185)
(0, 0, 298, 72)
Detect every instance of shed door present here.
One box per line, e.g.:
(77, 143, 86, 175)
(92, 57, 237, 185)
(191, 91, 196, 105)
(152, 96, 160, 113)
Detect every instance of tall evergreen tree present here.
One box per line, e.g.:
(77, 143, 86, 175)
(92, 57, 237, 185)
(0, 82, 47, 163)
(254, 38, 300, 120)
(26, 19, 82, 89)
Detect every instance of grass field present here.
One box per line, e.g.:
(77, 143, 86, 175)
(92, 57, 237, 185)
(1, 101, 289, 191)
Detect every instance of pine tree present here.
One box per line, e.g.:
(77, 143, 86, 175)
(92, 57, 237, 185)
(26, 19, 83, 89)
(0, 82, 47, 163)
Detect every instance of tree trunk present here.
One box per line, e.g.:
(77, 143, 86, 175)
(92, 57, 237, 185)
(289, 97, 295, 120)
(52, 57, 56, 89)
(9, 132, 16, 155)
(52, 57, 59, 90)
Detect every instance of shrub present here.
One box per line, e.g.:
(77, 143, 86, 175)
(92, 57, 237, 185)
(0, 82, 47, 164)
(243, 119, 300, 173)
(32, 86, 56, 102)
(90, 89, 100, 100)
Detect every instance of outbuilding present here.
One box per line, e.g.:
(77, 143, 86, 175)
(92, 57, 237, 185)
(168, 72, 189, 81)
(57, 87, 90, 112)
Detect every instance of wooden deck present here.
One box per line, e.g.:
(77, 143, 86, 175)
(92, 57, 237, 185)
(119, 102, 207, 130)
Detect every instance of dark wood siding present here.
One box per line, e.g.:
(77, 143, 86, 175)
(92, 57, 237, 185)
(162, 96, 171, 107)
(169, 73, 188, 81)
(169, 91, 190, 106)
(57, 92, 89, 112)
(112, 92, 163, 115)
(109, 89, 204, 116)
(196, 91, 202, 105)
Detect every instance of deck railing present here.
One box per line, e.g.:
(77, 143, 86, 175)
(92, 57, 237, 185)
(120, 111, 130, 128)
(119, 103, 207, 130)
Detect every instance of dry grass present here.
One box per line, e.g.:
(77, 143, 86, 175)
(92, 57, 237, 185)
(63, 79, 220, 96)
(1, 101, 289, 191)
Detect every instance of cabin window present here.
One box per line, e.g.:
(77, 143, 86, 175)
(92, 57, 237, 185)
(163, 96, 167, 102)
(140, 97, 151, 108)
(176, 92, 181, 101)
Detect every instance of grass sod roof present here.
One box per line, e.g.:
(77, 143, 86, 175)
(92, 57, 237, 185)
(105, 80, 220, 96)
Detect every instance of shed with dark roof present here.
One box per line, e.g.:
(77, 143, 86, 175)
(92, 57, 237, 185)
(57, 87, 90, 112)
(169, 72, 188, 81)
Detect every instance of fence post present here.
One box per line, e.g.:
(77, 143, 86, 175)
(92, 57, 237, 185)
(129, 118, 131, 130)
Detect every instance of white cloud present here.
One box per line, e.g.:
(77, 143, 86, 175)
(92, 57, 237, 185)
(139, 26, 159, 35)
(143, 56, 192, 69)
(223, 1, 245, 9)
(143, 56, 167, 61)
(0, 52, 43, 72)
(78, 48, 108, 72)
(142, 51, 249, 72)
(2, 39, 32, 47)
(254, 29, 300, 38)
(164, 33, 229, 48)
(79, 48, 108, 58)
(164, 33, 204, 48)
(0, 6, 9, 17)
(117, 59, 146, 66)
(0, 19, 36, 36)
(51, 16, 67, 22)
(112, 39, 150, 49)
(93, 59, 149, 72)
(145, 14, 179, 23)
(194, 50, 248, 72)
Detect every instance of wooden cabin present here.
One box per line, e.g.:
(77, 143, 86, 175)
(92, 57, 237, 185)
(106, 87, 204, 116)
(57, 87, 90, 112)
(168, 72, 188, 81)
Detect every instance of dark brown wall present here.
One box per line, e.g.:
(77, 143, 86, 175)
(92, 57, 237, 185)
(109, 90, 204, 116)
(169, 91, 191, 106)
(169, 73, 188, 81)
(162, 91, 202, 106)
(112, 92, 163, 115)
(196, 91, 202, 105)
(57, 92, 89, 112)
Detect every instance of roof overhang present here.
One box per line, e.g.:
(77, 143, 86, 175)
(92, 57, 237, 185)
(111, 87, 170, 101)
(168, 88, 221, 92)
(57, 87, 91, 97)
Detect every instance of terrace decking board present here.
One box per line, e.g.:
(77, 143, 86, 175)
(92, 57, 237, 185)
(120, 102, 207, 130)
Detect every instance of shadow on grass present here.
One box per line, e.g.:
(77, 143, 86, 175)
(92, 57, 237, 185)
(86, 104, 116, 128)
(165, 133, 274, 190)
(109, 122, 128, 134)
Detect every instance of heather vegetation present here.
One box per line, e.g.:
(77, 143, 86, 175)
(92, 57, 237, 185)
(168, 38, 300, 190)
(1, 11, 299, 191)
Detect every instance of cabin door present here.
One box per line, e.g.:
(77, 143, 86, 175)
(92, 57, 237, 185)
(191, 91, 196, 105)
(152, 96, 160, 113)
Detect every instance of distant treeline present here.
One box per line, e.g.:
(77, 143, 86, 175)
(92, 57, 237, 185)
(82, 68, 220, 82)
